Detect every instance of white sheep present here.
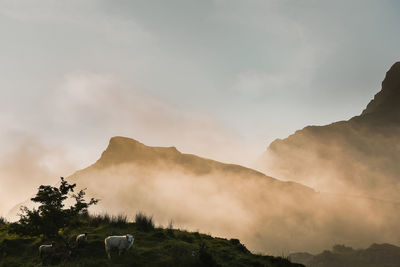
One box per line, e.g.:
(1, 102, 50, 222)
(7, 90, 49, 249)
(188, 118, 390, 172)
(104, 234, 134, 259)
(76, 233, 88, 247)
(39, 241, 56, 258)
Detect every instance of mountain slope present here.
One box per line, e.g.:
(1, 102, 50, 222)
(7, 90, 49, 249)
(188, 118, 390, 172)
(289, 243, 400, 267)
(65, 136, 400, 254)
(258, 62, 400, 200)
(92, 136, 292, 180)
(69, 137, 318, 253)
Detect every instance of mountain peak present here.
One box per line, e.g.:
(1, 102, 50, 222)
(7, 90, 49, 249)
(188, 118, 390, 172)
(362, 62, 400, 116)
(108, 136, 146, 149)
(94, 136, 180, 168)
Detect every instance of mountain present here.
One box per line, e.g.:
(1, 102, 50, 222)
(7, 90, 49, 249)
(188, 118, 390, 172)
(90, 136, 291, 179)
(362, 62, 400, 117)
(258, 62, 400, 200)
(63, 136, 400, 254)
(68, 137, 318, 253)
(289, 243, 400, 267)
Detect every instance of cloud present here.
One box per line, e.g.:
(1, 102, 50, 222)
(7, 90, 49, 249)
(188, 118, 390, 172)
(0, 132, 76, 216)
(47, 72, 259, 166)
(0, 70, 261, 215)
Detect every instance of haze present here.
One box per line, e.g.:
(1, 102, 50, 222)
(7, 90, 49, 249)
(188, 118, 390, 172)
(1, 0, 400, 246)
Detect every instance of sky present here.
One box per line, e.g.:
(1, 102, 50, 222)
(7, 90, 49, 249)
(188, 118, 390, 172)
(1, 0, 400, 213)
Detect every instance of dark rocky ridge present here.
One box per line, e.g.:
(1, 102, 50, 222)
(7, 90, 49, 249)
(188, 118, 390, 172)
(259, 61, 400, 199)
(362, 62, 400, 116)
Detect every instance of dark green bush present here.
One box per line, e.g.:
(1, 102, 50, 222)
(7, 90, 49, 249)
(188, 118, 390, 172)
(0, 216, 7, 225)
(11, 177, 98, 238)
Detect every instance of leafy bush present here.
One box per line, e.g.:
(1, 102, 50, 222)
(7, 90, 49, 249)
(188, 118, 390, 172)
(10, 177, 98, 238)
(134, 212, 154, 232)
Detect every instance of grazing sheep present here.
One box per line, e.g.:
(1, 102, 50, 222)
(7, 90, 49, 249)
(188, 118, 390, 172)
(104, 234, 134, 259)
(76, 233, 88, 247)
(39, 241, 56, 258)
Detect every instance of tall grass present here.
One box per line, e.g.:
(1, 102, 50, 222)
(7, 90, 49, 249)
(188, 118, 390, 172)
(167, 219, 174, 236)
(85, 213, 111, 227)
(134, 212, 154, 231)
(84, 213, 128, 227)
(110, 214, 128, 227)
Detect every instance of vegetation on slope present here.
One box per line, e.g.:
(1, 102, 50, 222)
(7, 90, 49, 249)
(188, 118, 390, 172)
(0, 214, 303, 266)
(0, 178, 303, 266)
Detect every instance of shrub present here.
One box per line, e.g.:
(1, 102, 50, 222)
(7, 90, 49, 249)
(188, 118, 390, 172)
(134, 212, 154, 232)
(11, 177, 98, 238)
(0, 216, 7, 225)
(229, 238, 249, 253)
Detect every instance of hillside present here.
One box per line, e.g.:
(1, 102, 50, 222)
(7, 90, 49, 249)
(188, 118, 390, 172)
(41, 136, 400, 254)
(64, 136, 320, 253)
(258, 62, 400, 200)
(289, 243, 400, 267)
(0, 217, 303, 267)
(9, 135, 400, 254)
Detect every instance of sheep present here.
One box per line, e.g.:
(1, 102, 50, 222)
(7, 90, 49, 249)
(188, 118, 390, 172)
(104, 234, 134, 259)
(39, 241, 56, 259)
(76, 233, 88, 247)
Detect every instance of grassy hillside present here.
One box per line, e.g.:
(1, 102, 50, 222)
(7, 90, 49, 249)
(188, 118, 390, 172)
(0, 216, 303, 267)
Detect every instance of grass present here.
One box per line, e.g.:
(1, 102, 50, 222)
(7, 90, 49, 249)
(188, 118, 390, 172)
(0, 213, 304, 267)
(134, 212, 154, 232)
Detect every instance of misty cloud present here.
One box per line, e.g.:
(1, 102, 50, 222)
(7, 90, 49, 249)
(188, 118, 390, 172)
(1, 0, 400, 257)
(47, 72, 259, 165)
(68, 158, 400, 255)
(0, 133, 76, 215)
(0, 72, 258, 215)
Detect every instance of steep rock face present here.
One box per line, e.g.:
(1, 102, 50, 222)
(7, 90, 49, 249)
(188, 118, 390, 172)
(259, 62, 400, 199)
(362, 62, 400, 116)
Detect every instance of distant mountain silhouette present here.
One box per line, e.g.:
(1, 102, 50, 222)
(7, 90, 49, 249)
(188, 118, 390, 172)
(92, 136, 287, 178)
(61, 136, 400, 254)
(67, 136, 321, 253)
(362, 62, 400, 117)
(258, 62, 400, 200)
(289, 243, 400, 267)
